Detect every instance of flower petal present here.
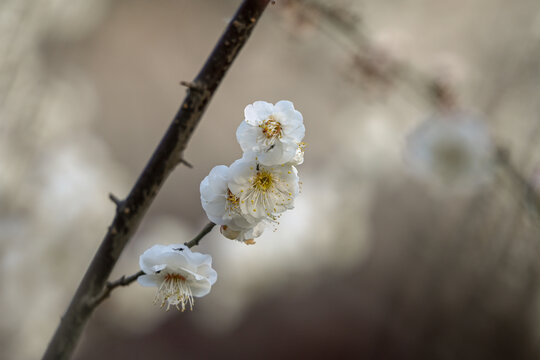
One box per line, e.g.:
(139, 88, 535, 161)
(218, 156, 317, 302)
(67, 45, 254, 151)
(274, 100, 295, 113)
(236, 121, 260, 153)
(139, 244, 174, 274)
(137, 274, 162, 287)
(190, 278, 213, 297)
(252, 101, 274, 120)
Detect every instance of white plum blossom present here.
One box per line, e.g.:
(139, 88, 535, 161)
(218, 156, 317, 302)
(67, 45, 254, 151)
(200, 165, 254, 229)
(138, 244, 217, 311)
(200, 165, 265, 243)
(200, 99, 305, 243)
(405, 113, 494, 191)
(236, 100, 305, 166)
(228, 154, 300, 221)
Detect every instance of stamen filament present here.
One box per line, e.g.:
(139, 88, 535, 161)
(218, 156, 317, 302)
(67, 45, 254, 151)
(154, 273, 194, 312)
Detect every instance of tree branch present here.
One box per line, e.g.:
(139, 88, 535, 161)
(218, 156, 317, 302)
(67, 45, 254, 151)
(42, 1, 270, 359)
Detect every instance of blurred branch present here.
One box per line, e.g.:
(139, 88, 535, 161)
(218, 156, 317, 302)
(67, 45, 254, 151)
(42, 1, 270, 360)
(90, 221, 216, 307)
(496, 147, 540, 219)
(284, 0, 455, 108)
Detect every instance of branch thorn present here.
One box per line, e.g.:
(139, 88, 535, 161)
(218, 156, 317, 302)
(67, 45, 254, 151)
(109, 193, 124, 208)
(180, 158, 193, 168)
(180, 80, 203, 91)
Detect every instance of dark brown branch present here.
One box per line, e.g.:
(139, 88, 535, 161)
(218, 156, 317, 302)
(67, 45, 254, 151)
(185, 222, 216, 248)
(42, 1, 270, 359)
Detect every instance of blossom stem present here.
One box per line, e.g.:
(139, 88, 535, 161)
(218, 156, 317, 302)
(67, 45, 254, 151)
(42, 1, 271, 359)
(185, 222, 216, 248)
(90, 270, 145, 308)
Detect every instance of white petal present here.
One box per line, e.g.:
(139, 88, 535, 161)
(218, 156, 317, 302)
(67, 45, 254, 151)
(151, 264, 167, 273)
(190, 278, 212, 297)
(183, 248, 213, 266)
(206, 165, 229, 195)
(137, 274, 162, 287)
(274, 100, 295, 113)
(244, 101, 273, 125)
(237, 222, 266, 242)
(244, 103, 261, 125)
(196, 265, 218, 285)
(141, 244, 192, 274)
(159, 251, 192, 272)
(228, 158, 254, 193)
(283, 121, 305, 143)
(201, 196, 227, 224)
(257, 141, 288, 166)
(236, 121, 261, 153)
(252, 101, 274, 120)
(139, 244, 174, 274)
(200, 165, 233, 223)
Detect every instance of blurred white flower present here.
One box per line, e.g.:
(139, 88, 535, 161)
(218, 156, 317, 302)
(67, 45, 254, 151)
(405, 113, 494, 191)
(236, 100, 305, 166)
(228, 155, 299, 221)
(200, 164, 265, 243)
(138, 244, 217, 311)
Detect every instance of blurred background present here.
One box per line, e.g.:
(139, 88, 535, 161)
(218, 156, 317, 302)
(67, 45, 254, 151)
(2, 0, 540, 359)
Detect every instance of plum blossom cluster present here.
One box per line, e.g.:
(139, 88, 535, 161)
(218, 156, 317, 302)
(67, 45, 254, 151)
(201, 100, 306, 244)
(405, 112, 494, 192)
(137, 100, 304, 311)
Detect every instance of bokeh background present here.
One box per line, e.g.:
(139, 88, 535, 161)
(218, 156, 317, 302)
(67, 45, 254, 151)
(3, 0, 540, 359)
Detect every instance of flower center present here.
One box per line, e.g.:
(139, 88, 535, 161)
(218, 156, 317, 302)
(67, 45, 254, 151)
(252, 170, 273, 192)
(260, 116, 283, 140)
(155, 272, 194, 312)
(227, 188, 240, 206)
(434, 141, 470, 180)
(225, 188, 241, 216)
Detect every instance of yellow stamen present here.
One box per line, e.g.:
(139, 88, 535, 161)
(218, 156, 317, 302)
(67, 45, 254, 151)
(155, 272, 194, 312)
(260, 116, 283, 139)
(252, 170, 273, 191)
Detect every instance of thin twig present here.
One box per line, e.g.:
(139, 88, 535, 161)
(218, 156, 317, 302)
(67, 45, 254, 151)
(185, 222, 216, 248)
(42, 2, 270, 359)
(90, 271, 145, 308)
(179, 158, 193, 168)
